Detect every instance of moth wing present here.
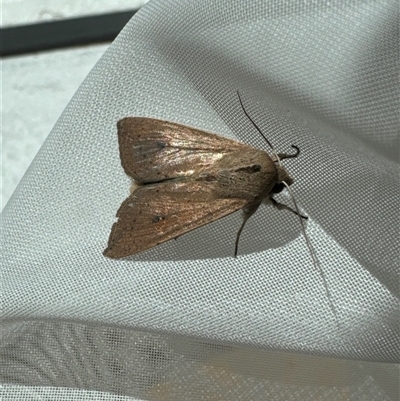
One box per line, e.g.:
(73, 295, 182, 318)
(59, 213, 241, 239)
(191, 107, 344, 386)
(117, 117, 252, 183)
(103, 179, 248, 258)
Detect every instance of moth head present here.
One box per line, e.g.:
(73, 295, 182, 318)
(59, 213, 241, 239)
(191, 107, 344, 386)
(275, 165, 294, 190)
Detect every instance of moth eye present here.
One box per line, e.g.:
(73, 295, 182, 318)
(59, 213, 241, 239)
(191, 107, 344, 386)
(272, 183, 284, 194)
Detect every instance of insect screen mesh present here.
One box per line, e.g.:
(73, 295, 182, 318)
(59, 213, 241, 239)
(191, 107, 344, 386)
(2, 0, 399, 400)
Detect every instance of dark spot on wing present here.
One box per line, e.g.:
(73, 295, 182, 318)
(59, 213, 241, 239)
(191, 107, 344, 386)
(234, 164, 261, 173)
(152, 215, 166, 223)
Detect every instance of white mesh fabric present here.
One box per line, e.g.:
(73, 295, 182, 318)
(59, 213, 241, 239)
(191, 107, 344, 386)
(2, 1, 399, 400)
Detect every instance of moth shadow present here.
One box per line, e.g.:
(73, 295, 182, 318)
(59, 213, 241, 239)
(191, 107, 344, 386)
(123, 205, 305, 262)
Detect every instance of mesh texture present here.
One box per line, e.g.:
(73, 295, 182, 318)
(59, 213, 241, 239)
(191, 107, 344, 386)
(2, 0, 399, 400)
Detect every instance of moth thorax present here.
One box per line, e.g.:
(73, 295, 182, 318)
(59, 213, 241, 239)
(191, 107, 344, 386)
(276, 165, 293, 186)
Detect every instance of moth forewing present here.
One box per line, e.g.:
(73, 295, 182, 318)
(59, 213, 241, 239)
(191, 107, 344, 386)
(117, 117, 247, 184)
(103, 179, 248, 258)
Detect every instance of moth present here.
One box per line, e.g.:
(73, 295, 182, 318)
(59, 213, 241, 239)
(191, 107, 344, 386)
(104, 92, 307, 259)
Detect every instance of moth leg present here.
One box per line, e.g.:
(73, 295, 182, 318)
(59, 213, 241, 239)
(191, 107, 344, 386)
(269, 196, 308, 219)
(273, 145, 300, 161)
(235, 202, 261, 257)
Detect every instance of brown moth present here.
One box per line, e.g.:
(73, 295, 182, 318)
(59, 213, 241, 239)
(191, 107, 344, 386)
(104, 94, 339, 325)
(104, 93, 307, 259)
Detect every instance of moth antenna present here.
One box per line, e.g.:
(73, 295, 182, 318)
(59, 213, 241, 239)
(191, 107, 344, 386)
(281, 181, 340, 327)
(236, 91, 282, 166)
